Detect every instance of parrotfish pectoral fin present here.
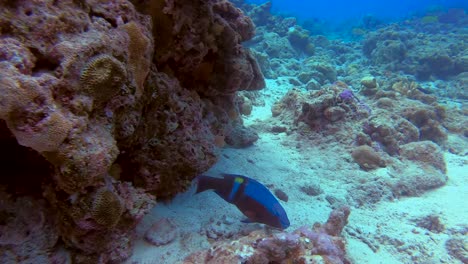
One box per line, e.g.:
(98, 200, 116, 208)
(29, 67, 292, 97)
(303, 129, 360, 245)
(241, 218, 253, 223)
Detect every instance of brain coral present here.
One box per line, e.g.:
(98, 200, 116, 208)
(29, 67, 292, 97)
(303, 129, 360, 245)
(80, 54, 127, 106)
(91, 187, 124, 228)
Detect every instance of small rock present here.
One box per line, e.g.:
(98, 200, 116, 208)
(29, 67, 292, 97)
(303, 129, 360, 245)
(271, 125, 287, 133)
(222, 215, 235, 225)
(399, 141, 446, 173)
(324, 106, 346, 122)
(206, 221, 234, 240)
(445, 237, 468, 263)
(145, 218, 178, 246)
(305, 78, 321, 90)
(300, 183, 323, 196)
(239, 96, 253, 116)
(361, 76, 378, 89)
(351, 145, 386, 170)
(414, 214, 445, 233)
(375, 97, 394, 109)
(289, 77, 302, 86)
(274, 189, 289, 202)
(225, 125, 259, 148)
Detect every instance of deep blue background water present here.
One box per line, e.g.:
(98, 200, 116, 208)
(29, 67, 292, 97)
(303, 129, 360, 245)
(245, 0, 468, 25)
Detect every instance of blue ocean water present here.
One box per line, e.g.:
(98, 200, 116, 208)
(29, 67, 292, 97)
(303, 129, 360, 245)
(246, 0, 468, 32)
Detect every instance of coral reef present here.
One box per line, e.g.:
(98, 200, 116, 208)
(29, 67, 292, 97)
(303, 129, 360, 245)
(362, 113, 420, 155)
(90, 187, 124, 228)
(272, 82, 369, 132)
(183, 206, 352, 264)
(287, 26, 315, 55)
(133, 0, 265, 97)
(266, 63, 450, 202)
(363, 24, 467, 80)
(0, 0, 264, 261)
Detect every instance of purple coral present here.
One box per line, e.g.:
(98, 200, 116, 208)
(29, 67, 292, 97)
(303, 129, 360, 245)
(338, 89, 372, 116)
(338, 89, 356, 102)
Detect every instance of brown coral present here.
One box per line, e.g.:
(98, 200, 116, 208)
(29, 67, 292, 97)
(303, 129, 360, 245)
(53, 126, 119, 194)
(351, 145, 386, 170)
(2, 74, 72, 153)
(121, 21, 152, 97)
(10, 110, 72, 153)
(91, 187, 124, 228)
(399, 141, 446, 173)
(80, 54, 127, 106)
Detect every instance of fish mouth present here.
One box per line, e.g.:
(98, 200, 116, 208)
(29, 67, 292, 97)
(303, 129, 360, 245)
(281, 218, 290, 229)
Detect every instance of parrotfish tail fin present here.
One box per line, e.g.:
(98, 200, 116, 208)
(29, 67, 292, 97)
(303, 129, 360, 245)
(195, 175, 223, 194)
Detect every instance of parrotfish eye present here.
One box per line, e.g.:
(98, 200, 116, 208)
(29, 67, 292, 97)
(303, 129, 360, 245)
(234, 177, 244, 184)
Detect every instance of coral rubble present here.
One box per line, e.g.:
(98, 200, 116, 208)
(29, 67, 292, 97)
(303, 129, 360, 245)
(184, 206, 352, 264)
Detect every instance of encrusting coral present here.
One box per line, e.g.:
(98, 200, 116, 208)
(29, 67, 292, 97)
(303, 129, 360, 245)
(121, 21, 152, 97)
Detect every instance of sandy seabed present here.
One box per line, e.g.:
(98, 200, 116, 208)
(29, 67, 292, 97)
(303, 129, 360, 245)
(127, 80, 468, 264)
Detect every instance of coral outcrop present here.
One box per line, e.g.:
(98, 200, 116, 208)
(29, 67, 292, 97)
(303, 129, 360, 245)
(184, 206, 352, 264)
(0, 0, 264, 262)
(272, 82, 370, 132)
(363, 23, 467, 80)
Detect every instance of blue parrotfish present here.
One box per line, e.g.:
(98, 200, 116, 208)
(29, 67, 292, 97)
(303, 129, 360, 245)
(195, 173, 290, 229)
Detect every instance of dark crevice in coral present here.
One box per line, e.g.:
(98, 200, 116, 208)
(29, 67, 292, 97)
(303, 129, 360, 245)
(114, 151, 136, 184)
(0, 20, 15, 38)
(89, 10, 118, 28)
(1, 0, 18, 8)
(29, 47, 60, 74)
(0, 120, 53, 197)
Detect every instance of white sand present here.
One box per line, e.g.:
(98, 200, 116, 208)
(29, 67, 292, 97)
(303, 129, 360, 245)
(127, 80, 467, 264)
